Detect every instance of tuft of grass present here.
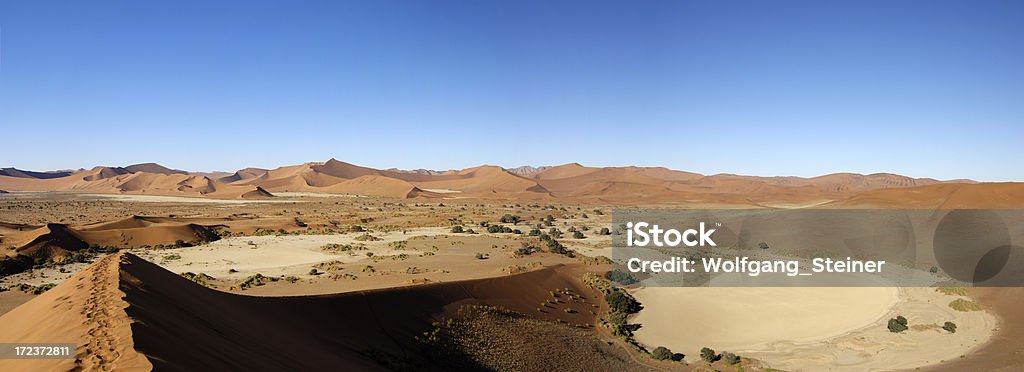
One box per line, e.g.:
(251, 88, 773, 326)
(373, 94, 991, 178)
(32, 283, 57, 295)
(354, 233, 382, 242)
(180, 272, 216, 288)
(949, 298, 983, 312)
(936, 286, 971, 296)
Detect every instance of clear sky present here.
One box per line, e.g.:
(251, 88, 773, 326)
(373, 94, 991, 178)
(1, 1, 1022, 181)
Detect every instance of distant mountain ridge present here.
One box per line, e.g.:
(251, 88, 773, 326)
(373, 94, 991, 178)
(0, 159, 1010, 206)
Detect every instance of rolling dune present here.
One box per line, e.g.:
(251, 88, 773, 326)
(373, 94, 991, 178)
(0, 253, 630, 371)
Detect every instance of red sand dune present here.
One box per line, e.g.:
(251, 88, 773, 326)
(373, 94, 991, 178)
(829, 182, 1024, 208)
(0, 217, 224, 275)
(0, 253, 606, 371)
(2, 159, 1016, 204)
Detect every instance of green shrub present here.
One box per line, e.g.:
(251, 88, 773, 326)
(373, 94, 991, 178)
(605, 290, 642, 314)
(238, 273, 274, 290)
(32, 283, 56, 295)
(722, 351, 740, 364)
(604, 270, 638, 285)
(700, 347, 718, 363)
(943, 321, 957, 333)
(354, 233, 381, 241)
(651, 346, 672, 360)
(888, 315, 909, 333)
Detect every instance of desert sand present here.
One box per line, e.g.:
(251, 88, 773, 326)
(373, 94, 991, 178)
(1, 159, 1024, 371)
(630, 286, 995, 370)
(0, 252, 647, 371)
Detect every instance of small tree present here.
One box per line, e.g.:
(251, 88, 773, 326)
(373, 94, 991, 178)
(599, 227, 611, 235)
(651, 346, 672, 361)
(604, 269, 638, 285)
(888, 315, 909, 333)
(700, 347, 718, 363)
(943, 321, 957, 333)
(605, 290, 642, 314)
(451, 225, 464, 233)
(573, 231, 585, 239)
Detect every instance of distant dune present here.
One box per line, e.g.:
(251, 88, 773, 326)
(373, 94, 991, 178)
(0, 168, 74, 179)
(829, 182, 1024, 209)
(216, 167, 269, 183)
(0, 164, 272, 200)
(123, 163, 187, 175)
(2, 159, 1016, 205)
(0, 216, 224, 276)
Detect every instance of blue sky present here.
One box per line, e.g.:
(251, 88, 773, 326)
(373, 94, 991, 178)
(1, 1, 1022, 181)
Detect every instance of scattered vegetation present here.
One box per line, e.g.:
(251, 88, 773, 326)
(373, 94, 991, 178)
(354, 233, 382, 241)
(16, 282, 58, 295)
(238, 273, 276, 290)
(486, 225, 515, 234)
(936, 286, 971, 296)
(604, 269, 637, 285)
(180, 272, 216, 288)
(515, 242, 539, 256)
(499, 214, 521, 224)
(321, 242, 368, 253)
(577, 255, 614, 265)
